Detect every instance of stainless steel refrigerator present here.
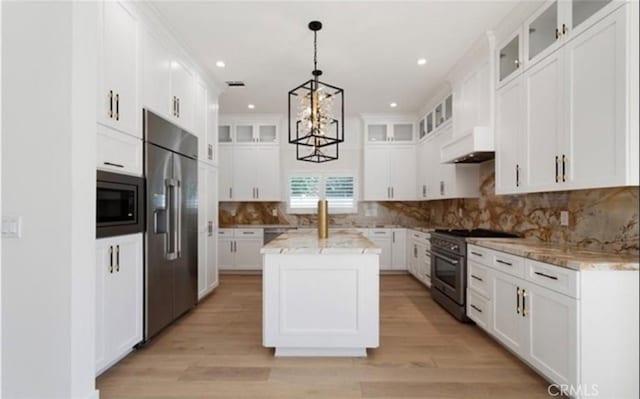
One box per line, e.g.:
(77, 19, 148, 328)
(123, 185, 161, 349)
(143, 109, 198, 340)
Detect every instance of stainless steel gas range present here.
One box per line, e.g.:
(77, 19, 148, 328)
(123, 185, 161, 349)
(430, 229, 519, 322)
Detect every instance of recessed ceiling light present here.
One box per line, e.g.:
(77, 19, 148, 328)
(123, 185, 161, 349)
(417, 58, 427, 66)
(390, 102, 397, 108)
(248, 104, 255, 110)
(216, 61, 225, 68)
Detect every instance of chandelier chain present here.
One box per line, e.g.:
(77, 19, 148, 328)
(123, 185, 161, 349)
(313, 30, 318, 74)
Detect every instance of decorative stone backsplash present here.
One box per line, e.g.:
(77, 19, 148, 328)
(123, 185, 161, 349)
(220, 162, 639, 254)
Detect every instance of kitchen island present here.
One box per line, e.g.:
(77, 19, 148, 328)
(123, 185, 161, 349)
(261, 230, 381, 357)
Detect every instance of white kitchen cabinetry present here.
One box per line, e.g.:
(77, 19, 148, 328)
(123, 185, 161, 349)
(198, 163, 219, 300)
(363, 146, 416, 201)
(96, 124, 143, 176)
(218, 229, 263, 271)
(416, 140, 430, 199)
(231, 146, 280, 201)
(497, 29, 523, 88)
(218, 147, 233, 201)
(495, 76, 525, 194)
(139, 27, 170, 120)
(407, 230, 430, 286)
(367, 229, 392, 270)
(391, 229, 407, 270)
(169, 59, 194, 131)
(95, 233, 143, 375)
(497, 2, 639, 194)
(98, 0, 138, 138)
(365, 121, 415, 143)
(467, 244, 638, 398)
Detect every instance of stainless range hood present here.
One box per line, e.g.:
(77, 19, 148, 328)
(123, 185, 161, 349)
(440, 126, 494, 164)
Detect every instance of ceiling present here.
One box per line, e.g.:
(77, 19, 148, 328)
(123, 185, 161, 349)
(150, 1, 519, 116)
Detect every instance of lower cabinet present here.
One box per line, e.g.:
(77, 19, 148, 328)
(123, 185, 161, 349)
(96, 124, 143, 176)
(218, 228, 263, 270)
(367, 229, 392, 270)
(95, 233, 143, 375)
(391, 229, 407, 270)
(197, 163, 219, 300)
(467, 244, 638, 399)
(407, 230, 430, 286)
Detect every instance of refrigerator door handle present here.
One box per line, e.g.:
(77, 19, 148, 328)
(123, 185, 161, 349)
(165, 178, 179, 261)
(176, 180, 182, 258)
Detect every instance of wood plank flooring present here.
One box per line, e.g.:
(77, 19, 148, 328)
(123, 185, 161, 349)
(97, 275, 555, 398)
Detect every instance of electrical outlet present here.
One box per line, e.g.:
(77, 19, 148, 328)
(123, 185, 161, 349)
(458, 208, 463, 217)
(230, 209, 236, 217)
(560, 211, 569, 226)
(272, 209, 278, 217)
(2, 216, 22, 238)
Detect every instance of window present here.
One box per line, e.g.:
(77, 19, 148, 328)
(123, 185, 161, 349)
(288, 173, 357, 214)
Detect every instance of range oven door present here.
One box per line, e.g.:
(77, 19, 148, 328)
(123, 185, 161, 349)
(431, 249, 465, 305)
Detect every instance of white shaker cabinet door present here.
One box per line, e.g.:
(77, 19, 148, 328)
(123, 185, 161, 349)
(492, 271, 526, 355)
(218, 239, 235, 270)
(495, 76, 525, 195)
(524, 51, 563, 192)
(363, 147, 391, 201)
(563, 6, 628, 190)
(218, 147, 233, 201)
(232, 147, 258, 201)
(523, 282, 578, 388)
(255, 146, 281, 201)
(139, 28, 171, 119)
(170, 59, 194, 131)
(234, 239, 263, 270)
(388, 146, 416, 201)
(99, 1, 138, 137)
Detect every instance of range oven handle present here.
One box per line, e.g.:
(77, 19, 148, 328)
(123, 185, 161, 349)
(431, 250, 461, 265)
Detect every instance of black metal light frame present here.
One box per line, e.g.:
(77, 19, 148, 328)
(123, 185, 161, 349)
(288, 21, 344, 163)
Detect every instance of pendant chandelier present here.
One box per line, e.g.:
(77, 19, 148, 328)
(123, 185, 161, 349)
(288, 20, 344, 163)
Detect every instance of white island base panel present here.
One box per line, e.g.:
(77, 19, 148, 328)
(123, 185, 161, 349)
(263, 253, 380, 357)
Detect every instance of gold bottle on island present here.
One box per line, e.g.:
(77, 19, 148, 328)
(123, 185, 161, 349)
(317, 200, 329, 239)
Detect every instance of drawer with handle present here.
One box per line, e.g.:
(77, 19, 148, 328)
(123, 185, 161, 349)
(468, 260, 492, 299)
(491, 251, 524, 278)
(368, 229, 391, 238)
(235, 228, 264, 238)
(218, 229, 234, 237)
(526, 259, 579, 298)
(467, 289, 491, 332)
(468, 245, 490, 266)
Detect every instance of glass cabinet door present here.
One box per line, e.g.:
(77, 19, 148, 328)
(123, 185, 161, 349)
(527, 1, 559, 62)
(426, 112, 433, 134)
(499, 35, 520, 82)
(367, 124, 388, 142)
(419, 119, 426, 139)
(445, 95, 453, 121)
(235, 125, 254, 143)
(257, 125, 277, 143)
(572, 0, 612, 30)
(434, 104, 444, 128)
(218, 125, 232, 143)
(392, 123, 413, 142)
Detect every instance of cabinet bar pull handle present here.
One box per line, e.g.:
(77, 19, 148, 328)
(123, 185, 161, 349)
(562, 23, 568, 35)
(208, 221, 213, 236)
(229, 187, 233, 199)
(555, 156, 559, 183)
(115, 93, 119, 121)
(562, 154, 566, 182)
(115, 245, 120, 272)
(177, 98, 180, 118)
(470, 304, 482, 313)
(109, 246, 114, 273)
(234, 241, 237, 252)
(392, 231, 396, 242)
(534, 271, 558, 281)
(522, 289, 527, 317)
(555, 28, 560, 40)
(103, 161, 124, 168)
(516, 287, 521, 314)
(516, 164, 520, 187)
(256, 187, 259, 198)
(496, 259, 512, 266)
(471, 274, 483, 282)
(471, 251, 483, 257)
(108, 90, 113, 118)
(173, 96, 177, 116)
(391, 187, 394, 198)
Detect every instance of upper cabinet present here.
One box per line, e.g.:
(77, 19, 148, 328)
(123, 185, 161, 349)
(364, 117, 416, 144)
(524, 0, 622, 68)
(98, 1, 139, 138)
(170, 59, 195, 131)
(418, 93, 453, 143)
(218, 118, 280, 145)
(495, 1, 638, 194)
(497, 30, 522, 87)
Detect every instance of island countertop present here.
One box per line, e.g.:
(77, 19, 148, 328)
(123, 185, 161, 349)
(260, 230, 382, 255)
(466, 238, 639, 271)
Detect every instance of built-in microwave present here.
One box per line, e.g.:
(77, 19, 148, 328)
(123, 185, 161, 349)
(96, 171, 144, 238)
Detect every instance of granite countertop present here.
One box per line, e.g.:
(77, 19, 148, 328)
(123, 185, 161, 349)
(222, 224, 431, 230)
(260, 230, 382, 255)
(466, 238, 639, 271)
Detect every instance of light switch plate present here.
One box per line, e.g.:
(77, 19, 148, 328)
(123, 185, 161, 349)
(2, 216, 22, 238)
(272, 209, 278, 217)
(560, 211, 569, 226)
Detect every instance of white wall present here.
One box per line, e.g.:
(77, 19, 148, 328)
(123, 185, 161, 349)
(2, 2, 96, 398)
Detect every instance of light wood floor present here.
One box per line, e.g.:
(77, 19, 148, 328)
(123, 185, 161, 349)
(97, 274, 555, 398)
